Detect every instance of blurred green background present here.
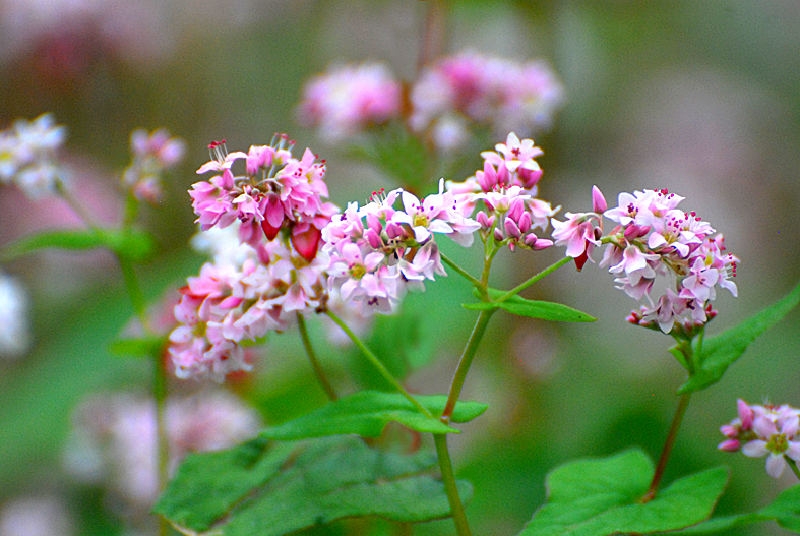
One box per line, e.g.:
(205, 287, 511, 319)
(2, 1, 799, 535)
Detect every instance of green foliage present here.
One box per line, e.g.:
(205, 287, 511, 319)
(260, 391, 488, 439)
(108, 335, 166, 359)
(0, 228, 155, 262)
(519, 449, 728, 536)
(679, 483, 800, 534)
(679, 280, 800, 394)
(464, 287, 596, 322)
(154, 435, 472, 535)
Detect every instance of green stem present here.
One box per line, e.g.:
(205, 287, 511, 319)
(440, 307, 496, 422)
(495, 256, 573, 303)
(325, 310, 432, 417)
(434, 433, 473, 536)
(641, 392, 692, 502)
(55, 177, 102, 231)
(296, 312, 337, 401)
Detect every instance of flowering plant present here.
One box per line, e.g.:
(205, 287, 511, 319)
(2, 29, 800, 536)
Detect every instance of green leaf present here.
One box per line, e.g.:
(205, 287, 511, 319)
(154, 436, 472, 535)
(678, 280, 800, 394)
(678, 483, 800, 533)
(464, 288, 596, 322)
(759, 483, 800, 532)
(518, 449, 728, 536)
(261, 391, 488, 440)
(0, 228, 155, 262)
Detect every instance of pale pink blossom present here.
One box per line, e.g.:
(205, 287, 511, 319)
(122, 127, 185, 202)
(410, 51, 564, 150)
(0, 113, 67, 198)
(65, 390, 261, 518)
(721, 400, 800, 479)
(559, 186, 739, 335)
(297, 62, 402, 141)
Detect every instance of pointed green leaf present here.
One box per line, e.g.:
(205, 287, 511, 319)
(0, 228, 155, 262)
(260, 391, 488, 440)
(155, 436, 472, 535)
(679, 280, 800, 394)
(463, 288, 596, 322)
(518, 449, 728, 536)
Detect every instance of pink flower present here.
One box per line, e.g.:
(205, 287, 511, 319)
(409, 51, 564, 150)
(719, 400, 800, 478)
(562, 186, 739, 335)
(297, 62, 402, 141)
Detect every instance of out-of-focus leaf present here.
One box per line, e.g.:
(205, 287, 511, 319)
(0, 228, 155, 262)
(678, 280, 800, 394)
(108, 335, 166, 359)
(518, 449, 728, 536)
(464, 287, 596, 322)
(260, 391, 488, 439)
(155, 436, 472, 535)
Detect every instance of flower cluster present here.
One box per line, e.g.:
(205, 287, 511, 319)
(0, 113, 67, 199)
(121, 128, 185, 203)
(446, 132, 556, 252)
(171, 137, 336, 381)
(410, 51, 564, 151)
(553, 187, 738, 335)
(189, 136, 337, 256)
(297, 62, 402, 142)
(719, 399, 800, 478)
(322, 183, 479, 316)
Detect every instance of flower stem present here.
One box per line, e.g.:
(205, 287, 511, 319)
(440, 307, 495, 422)
(296, 312, 337, 401)
(325, 310, 432, 417)
(418, 0, 447, 71)
(494, 256, 573, 303)
(434, 433, 473, 536)
(641, 392, 692, 502)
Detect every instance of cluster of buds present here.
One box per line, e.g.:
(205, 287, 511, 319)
(296, 62, 402, 142)
(447, 132, 556, 252)
(0, 113, 67, 198)
(121, 128, 185, 203)
(410, 51, 564, 151)
(189, 136, 337, 257)
(552, 187, 738, 336)
(719, 399, 800, 478)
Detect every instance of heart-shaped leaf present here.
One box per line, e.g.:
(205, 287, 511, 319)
(261, 391, 488, 439)
(154, 435, 471, 535)
(519, 449, 728, 536)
